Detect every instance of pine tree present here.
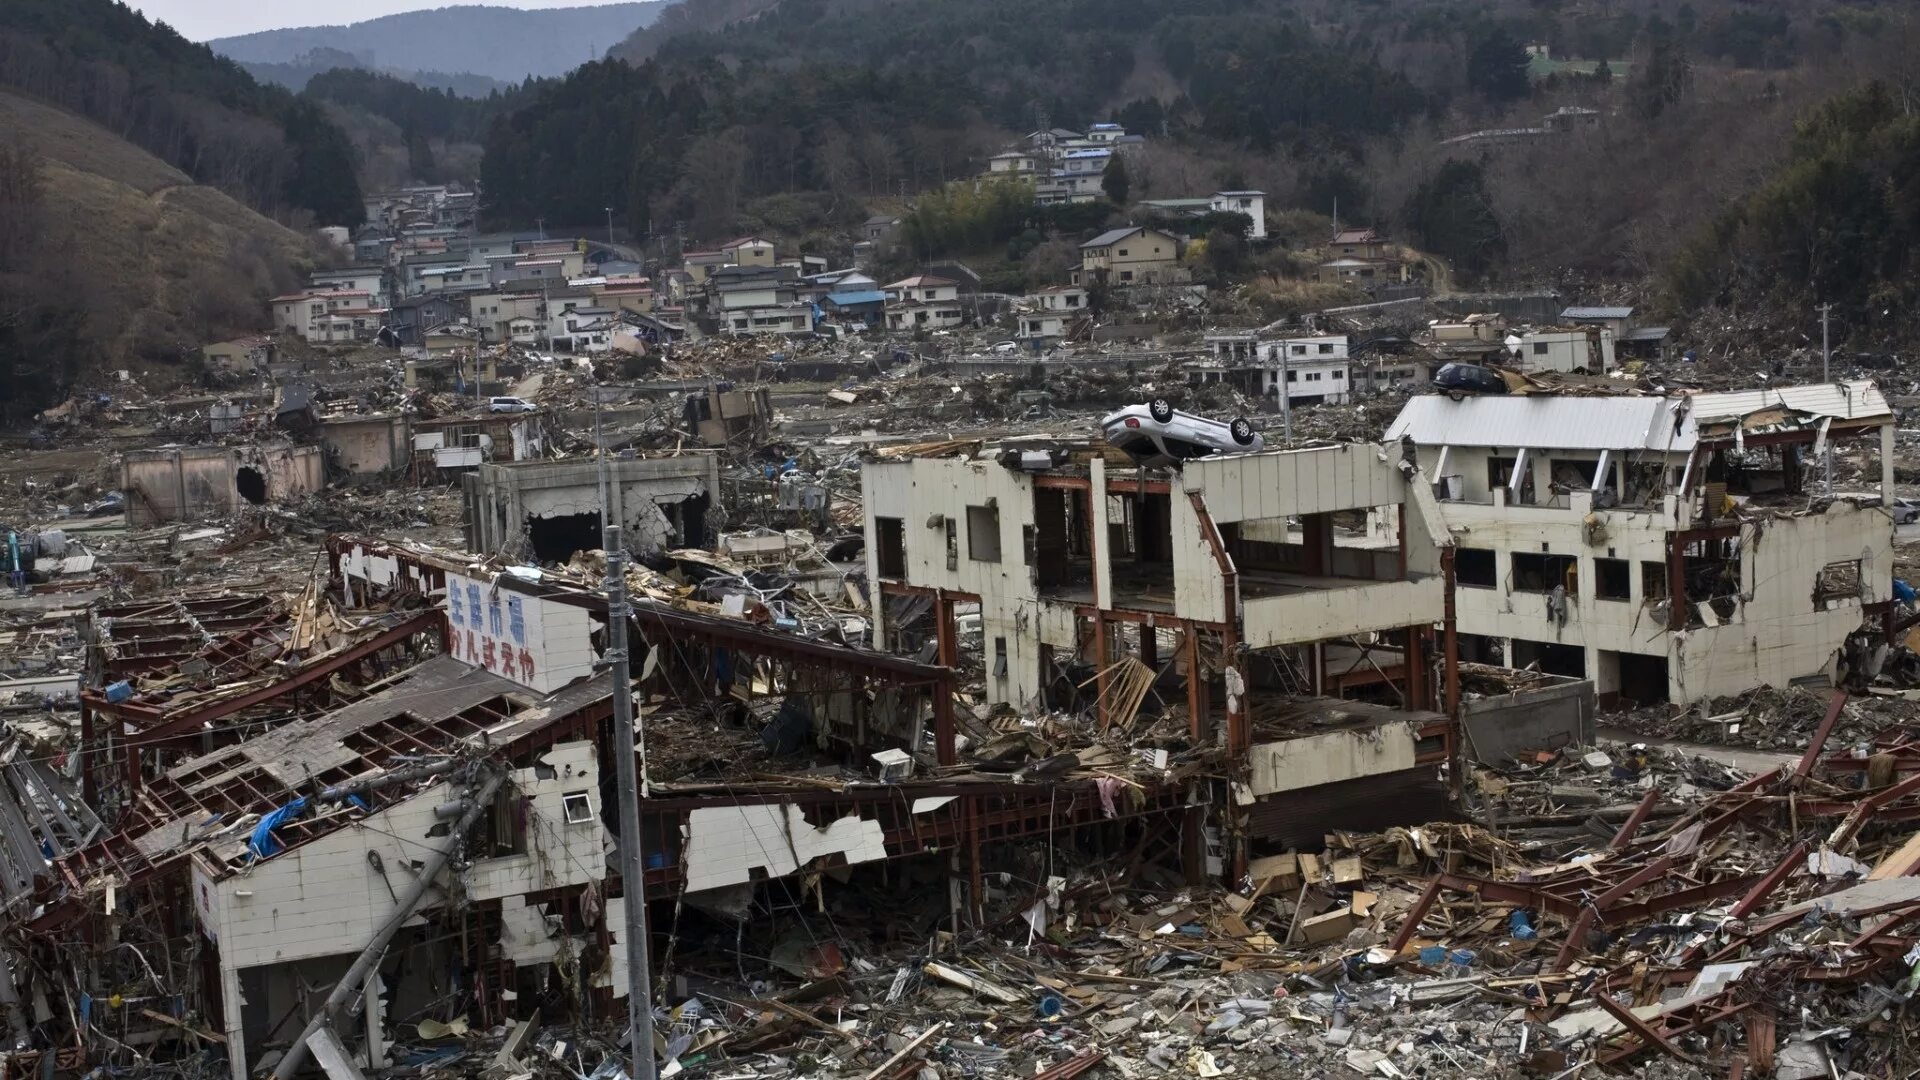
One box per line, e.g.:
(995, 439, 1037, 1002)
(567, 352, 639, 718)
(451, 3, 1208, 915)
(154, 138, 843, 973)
(1102, 154, 1130, 205)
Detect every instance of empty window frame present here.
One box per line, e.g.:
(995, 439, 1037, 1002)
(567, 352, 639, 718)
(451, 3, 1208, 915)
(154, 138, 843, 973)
(1511, 552, 1578, 593)
(1455, 547, 1497, 588)
(1814, 559, 1863, 610)
(966, 504, 1001, 562)
(876, 517, 905, 578)
(1595, 557, 1631, 601)
(1642, 561, 1668, 601)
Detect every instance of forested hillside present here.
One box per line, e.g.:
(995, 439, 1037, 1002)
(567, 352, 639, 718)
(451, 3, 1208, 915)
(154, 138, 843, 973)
(0, 0, 363, 227)
(590, 0, 1920, 344)
(0, 92, 313, 422)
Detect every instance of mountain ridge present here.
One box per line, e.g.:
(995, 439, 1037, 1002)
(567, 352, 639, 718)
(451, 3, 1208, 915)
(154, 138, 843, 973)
(209, 3, 674, 84)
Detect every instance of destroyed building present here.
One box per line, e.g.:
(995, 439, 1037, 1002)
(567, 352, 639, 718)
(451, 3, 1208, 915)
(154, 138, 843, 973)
(863, 440, 1462, 857)
(462, 455, 720, 562)
(123, 445, 326, 524)
(1387, 379, 1897, 705)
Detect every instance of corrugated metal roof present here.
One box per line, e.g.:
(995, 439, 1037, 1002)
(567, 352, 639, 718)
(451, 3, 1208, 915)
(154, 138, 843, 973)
(1385, 395, 1687, 452)
(1560, 306, 1634, 319)
(1687, 380, 1889, 424)
(1385, 379, 1890, 453)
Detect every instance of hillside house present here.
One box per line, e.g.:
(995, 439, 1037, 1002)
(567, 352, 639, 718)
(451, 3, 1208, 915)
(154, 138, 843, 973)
(1212, 191, 1267, 239)
(387, 294, 461, 348)
(1559, 305, 1637, 338)
(546, 306, 617, 352)
(1020, 312, 1068, 340)
(884, 275, 960, 305)
(202, 336, 273, 375)
(883, 275, 963, 331)
(1137, 190, 1269, 239)
(1199, 333, 1351, 406)
(1514, 327, 1617, 374)
(722, 236, 776, 267)
(683, 251, 732, 285)
(308, 266, 388, 308)
(1330, 228, 1393, 260)
(1028, 285, 1087, 312)
(1386, 380, 1898, 706)
(1061, 148, 1112, 175)
(989, 151, 1038, 174)
(467, 287, 547, 344)
(1074, 226, 1182, 286)
(416, 264, 491, 294)
(1037, 172, 1103, 205)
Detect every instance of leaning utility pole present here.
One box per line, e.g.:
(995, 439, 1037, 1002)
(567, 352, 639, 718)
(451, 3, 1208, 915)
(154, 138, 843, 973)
(1819, 302, 1834, 491)
(600, 433, 658, 1080)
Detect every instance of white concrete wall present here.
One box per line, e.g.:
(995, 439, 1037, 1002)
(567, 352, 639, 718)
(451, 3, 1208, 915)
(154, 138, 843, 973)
(1247, 721, 1419, 796)
(681, 803, 888, 893)
(863, 458, 1048, 707)
(1420, 441, 1891, 703)
(201, 742, 605, 970)
(1673, 501, 1890, 701)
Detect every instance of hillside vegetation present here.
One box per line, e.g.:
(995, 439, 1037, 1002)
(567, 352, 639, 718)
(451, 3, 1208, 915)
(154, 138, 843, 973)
(0, 91, 313, 423)
(0, 0, 363, 226)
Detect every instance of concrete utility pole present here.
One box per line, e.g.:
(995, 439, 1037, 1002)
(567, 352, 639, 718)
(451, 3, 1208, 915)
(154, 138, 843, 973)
(1819, 302, 1834, 491)
(606, 206, 616, 247)
(1277, 340, 1294, 444)
(599, 438, 657, 1080)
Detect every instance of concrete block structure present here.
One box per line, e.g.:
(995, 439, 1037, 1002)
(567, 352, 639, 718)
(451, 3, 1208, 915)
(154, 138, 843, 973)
(864, 441, 1457, 852)
(462, 454, 720, 562)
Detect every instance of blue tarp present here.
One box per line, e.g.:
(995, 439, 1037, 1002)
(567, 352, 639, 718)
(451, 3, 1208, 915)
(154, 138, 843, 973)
(824, 290, 886, 307)
(248, 796, 309, 860)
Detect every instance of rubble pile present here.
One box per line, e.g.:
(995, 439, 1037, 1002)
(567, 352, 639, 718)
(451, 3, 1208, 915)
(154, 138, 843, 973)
(299, 726, 1920, 1080)
(1608, 685, 1910, 752)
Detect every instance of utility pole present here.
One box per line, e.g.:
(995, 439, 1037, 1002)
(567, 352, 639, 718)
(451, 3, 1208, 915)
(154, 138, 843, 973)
(1819, 302, 1833, 491)
(598, 408, 657, 1080)
(606, 206, 616, 247)
(1276, 339, 1293, 443)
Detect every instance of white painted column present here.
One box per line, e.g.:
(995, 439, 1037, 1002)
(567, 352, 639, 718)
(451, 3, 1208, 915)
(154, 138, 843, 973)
(223, 966, 249, 1080)
(1882, 422, 1897, 502)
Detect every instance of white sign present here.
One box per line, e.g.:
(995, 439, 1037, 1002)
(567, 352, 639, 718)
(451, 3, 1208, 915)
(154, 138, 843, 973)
(444, 572, 595, 695)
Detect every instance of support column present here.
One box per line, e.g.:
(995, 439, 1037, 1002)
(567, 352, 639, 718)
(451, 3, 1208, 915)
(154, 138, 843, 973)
(1667, 533, 1688, 631)
(1139, 621, 1158, 670)
(1184, 624, 1204, 740)
(1091, 614, 1110, 728)
(1406, 626, 1428, 712)
(79, 700, 97, 803)
(1882, 422, 1897, 502)
(223, 965, 248, 1080)
(966, 797, 986, 926)
(1223, 624, 1247, 758)
(1302, 514, 1331, 575)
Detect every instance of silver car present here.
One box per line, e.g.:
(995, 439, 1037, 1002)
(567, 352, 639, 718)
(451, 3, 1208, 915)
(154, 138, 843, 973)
(1101, 399, 1262, 467)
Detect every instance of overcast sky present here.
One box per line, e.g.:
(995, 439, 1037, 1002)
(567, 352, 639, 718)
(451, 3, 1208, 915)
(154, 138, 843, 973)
(129, 1, 616, 42)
